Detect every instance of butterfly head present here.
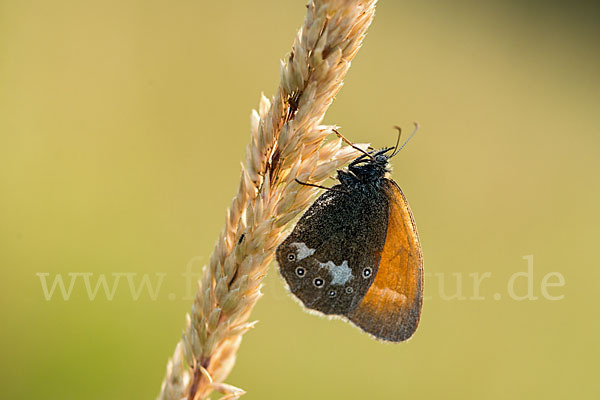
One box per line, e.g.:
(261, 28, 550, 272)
(343, 147, 393, 185)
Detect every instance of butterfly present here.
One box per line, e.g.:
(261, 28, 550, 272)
(276, 127, 423, 342)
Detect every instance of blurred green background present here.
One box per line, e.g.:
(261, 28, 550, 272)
(1, 0, 599, 398)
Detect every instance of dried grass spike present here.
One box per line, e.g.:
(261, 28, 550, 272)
(158, 1, 378, 399)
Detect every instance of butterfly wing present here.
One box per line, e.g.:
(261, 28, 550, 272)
(348, 178, 424, 341)
(277, 186, 389, 316)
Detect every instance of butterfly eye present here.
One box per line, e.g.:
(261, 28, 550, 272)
(288, 253, 296, 261)
(345, 286, 354, 294)
(362, 267, 372, 278)
(313, 278, 324, 288)
(295, 267, 305, 277)
(328, 290, 336, 297)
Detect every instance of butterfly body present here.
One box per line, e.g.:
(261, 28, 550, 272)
(276, 148, 423, 342)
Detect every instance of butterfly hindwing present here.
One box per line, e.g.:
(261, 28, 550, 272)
(277, 185, 389, 316)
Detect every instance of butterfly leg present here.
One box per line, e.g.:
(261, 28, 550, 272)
(295, 178, 347, 194)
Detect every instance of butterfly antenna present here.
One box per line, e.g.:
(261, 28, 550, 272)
(332, 128, 374, 159)
(390, 122, 419, 158)
(391, 126, 402, 156)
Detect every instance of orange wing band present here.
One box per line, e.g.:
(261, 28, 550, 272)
(349, 180, 423, 342)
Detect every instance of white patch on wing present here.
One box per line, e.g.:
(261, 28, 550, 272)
(319, 260, 353, 285)
(290, 242, 315, 261)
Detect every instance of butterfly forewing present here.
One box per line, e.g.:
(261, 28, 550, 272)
(349, 179, 423, 341)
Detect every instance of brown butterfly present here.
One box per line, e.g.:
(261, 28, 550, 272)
(276, 128, 423, 342)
